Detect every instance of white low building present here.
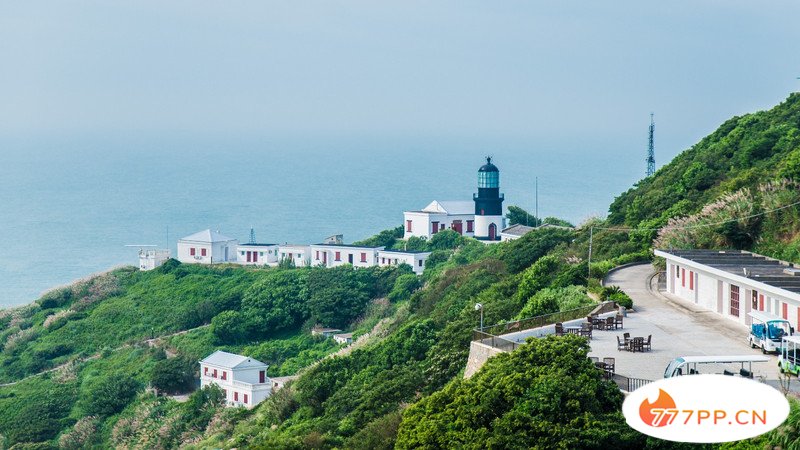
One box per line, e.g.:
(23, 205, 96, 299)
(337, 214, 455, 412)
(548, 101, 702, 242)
(177, 229, 238, 264)
(403, 200, 476, 240)
(333, 332, 354, 344)
(377, 249, 431, 274)
(499, 224, 536, 242)
(310, 244, 383, 268)
(656, 249, 800, 330)
(138, 248, 171, 270)
(277, 245, 311, 267)
(199, 350, 272, 408)
(237, 243, 279, 266)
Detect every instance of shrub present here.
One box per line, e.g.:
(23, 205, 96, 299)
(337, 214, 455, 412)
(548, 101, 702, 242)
(82, 373, 141, 417)
(388, 274, 421, 303)
(608, 292, 633, 309)
(150, 356, 196, 394)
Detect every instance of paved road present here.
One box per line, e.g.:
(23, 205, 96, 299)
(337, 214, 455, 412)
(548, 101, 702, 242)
(589, 264, 787, 385)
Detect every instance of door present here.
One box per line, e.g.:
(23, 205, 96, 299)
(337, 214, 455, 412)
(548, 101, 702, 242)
(253, 252, 258, 263)
(246, 251, 251, 263)
(452, 220, 463, 235)
(488, 223, 497, 240)
(348, 254, 354, 264)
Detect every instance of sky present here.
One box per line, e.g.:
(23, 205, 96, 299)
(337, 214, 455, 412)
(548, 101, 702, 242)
(1, 1, 800, 159)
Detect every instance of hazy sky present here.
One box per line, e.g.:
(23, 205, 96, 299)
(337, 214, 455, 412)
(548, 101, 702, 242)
(2, 1, 799, 154)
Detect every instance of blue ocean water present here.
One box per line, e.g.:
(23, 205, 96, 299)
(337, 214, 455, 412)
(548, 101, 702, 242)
(0, 132, 644, 307)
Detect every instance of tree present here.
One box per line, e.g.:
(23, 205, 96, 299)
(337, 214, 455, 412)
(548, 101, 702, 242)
(388, 274, 421, 303)
(150, 356, 196, 394)
(506, 205, 541, 226)
(395, 336, 647, 449)
(307, 266, 371, 328)
(83, 373, 141, 417)
(516, 254, 563, 301)
(428, 229, 463, 250)
(210, 310, 247, 344)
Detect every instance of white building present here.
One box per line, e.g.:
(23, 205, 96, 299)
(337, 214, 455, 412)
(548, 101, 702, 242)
(499, 224, 536, 242)
(377, 249, 431, 274)
(333, 332, 354, 344)
(656, 249, 800, 330)
(404, 200, 476, 240)
(310, 244, 383, 268)
(403, 158, 506, 242)
(277, 245, 311, 267)
(138, 248, 171, 270)
(311, 326, 342, 338)
(199, 350, 272, 408)
(177, 229, 238, 264)
(237, 243, 279, 266)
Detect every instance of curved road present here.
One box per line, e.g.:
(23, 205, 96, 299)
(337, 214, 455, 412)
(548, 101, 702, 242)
(590, 263, 784, 383)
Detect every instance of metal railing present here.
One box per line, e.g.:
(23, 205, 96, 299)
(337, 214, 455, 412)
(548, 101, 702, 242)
(474, 304, 601, 339)
(612, 374, 653, 392)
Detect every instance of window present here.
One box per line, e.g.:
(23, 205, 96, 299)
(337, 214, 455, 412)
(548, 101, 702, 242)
(418, 259, 423, 267)
(221, 371, 227, 380)
(243, 393, 249, 404)
(190, 248, 196, 256)
(348, 254, 354, 264)
(315, 250, 320, 260)
(259, 252, 264, 257)
(240, 251, 245, 256)
(675, 265, 680, 278)
(201, 248, 207, 257)
(730, 285, 740, 317)
(681, 268, 686, 287)
(234, 392, 239, 402)
(360, 252, 367, 262)
(440, 224, 445, 231)
(204, 367, 208, 375)
(752, 290, 758, 310)
(689, 271, 694, 290)
(406, 220, 412, 232)
(335, 251, 341, 261)
(431, 222, 439, 234)
(466, 220, 474, 232)
(213, 369, 218, 378)
(783, 303, 789, 320)
(259, 370, 266, 383)
(381, 257, 385, 264)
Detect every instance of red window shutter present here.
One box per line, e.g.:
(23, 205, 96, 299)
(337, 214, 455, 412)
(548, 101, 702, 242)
(190, 247, 196, 256)
(253, 252, 258, 262)
(467, 220, 474, 232)
(213, 369, 217, 378)
(360, 252, 367, 262)
(335, 251, 341, 261)
(316, 250, 320, 260)
(244, 394, 248, 404)
(234, 392, 238, 401)
(783, 303, 788, 320)
(759, 294, 764, 311)
(204, 367, 208, 374)
(221, 371, 226, 380)
(681, 269, 686, 287)
(689, 271, 694, 290)
(246, 251, 251, 262)
(406, 220, 412, 232)
(431, 222, 439, 234)
(201, 248, 207, 256)
(259, 370, 265, 383)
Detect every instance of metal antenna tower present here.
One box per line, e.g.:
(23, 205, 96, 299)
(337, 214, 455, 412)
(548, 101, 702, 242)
(646, 113, 656, 177)
(249, 227, 256, 244)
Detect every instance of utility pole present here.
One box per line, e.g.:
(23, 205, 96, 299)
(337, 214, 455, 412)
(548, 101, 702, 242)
(535, 177, 539, 226)
(587, 226, 594, 281)
(646, 113, 656, 177)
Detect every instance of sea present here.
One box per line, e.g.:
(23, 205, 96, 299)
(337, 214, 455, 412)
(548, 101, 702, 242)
(0, 132, 646, 308)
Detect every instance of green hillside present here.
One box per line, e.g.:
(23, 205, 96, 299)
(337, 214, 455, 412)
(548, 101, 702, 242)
(3, 94, 800, 448)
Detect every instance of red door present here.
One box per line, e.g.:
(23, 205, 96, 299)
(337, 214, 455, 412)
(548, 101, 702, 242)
(259, 370, 265, 383)
(253, 252, 258, 263)
(452, 221, 463, 235)
(246, 251, 251, 262)
(323, 252, 327, 264)
(488, 223, 497, 240)
(431, 222, 439, 234)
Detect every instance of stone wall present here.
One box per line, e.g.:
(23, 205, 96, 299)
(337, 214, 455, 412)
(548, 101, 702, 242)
(464, 341, 507, 378)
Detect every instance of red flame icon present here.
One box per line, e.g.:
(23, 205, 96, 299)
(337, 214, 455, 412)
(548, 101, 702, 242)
(639, 389, 677, 427)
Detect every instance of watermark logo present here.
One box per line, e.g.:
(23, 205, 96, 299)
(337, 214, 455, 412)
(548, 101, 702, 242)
(622, 375, 789, 443)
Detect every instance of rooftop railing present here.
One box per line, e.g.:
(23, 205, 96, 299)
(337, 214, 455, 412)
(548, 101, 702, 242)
(473, 303, 601, 341)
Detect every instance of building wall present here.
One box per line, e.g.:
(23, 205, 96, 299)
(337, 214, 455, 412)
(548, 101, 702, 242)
(377, 251, 429, 274)
(662, 254, 800, 331)
(310, 245, 381, 269)
(237, 245, 279, 265)
(277, 246, 311, 267)
(403, 211, 476, 240)
(200, 363, 271, 408)
(177, 240, 238, 264)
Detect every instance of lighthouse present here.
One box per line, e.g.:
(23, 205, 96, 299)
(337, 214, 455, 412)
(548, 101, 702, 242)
(474, 157, 505, 240)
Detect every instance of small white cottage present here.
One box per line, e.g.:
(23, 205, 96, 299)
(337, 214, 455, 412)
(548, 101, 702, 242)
(199, 350, 272, 408)
(177, 229, 238, 264)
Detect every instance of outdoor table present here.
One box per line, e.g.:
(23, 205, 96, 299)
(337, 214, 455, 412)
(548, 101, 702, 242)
(630, 337, 645, 352)
(591, 317, 605, 329)
(565, 326, 581, 335)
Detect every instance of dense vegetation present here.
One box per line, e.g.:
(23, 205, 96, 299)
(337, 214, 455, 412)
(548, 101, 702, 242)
(3, 94, 800, 448)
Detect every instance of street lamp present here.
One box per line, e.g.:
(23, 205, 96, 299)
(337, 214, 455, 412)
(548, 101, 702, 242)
(475, 303, 484, 330)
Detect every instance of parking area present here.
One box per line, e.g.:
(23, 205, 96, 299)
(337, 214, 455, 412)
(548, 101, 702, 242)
(589, 264, 786, 384)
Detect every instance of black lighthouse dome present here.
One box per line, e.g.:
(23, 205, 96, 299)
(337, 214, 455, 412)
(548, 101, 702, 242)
(478, 156, 499, 173)
(477, 156, 500, 189)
